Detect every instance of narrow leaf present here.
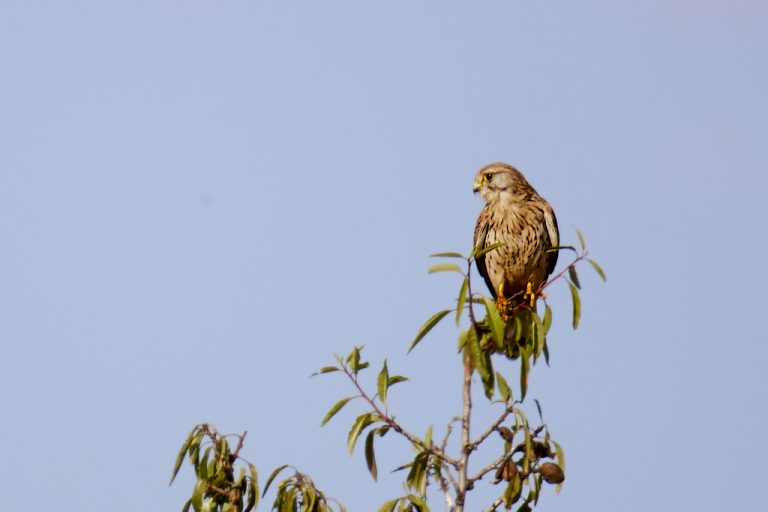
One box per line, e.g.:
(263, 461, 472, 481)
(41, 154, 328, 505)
(534, 399, 543, 423)
(429, 251, 464, 258)
(542, 305, 552, 333)
(191, 479, 205, 512)
(568, 282, 581, 329)
(455, 277, 468, 327)
(587, 258, 607, 282)
(553, 440, 566, 494)
(482, 297, 505, 349)
(567, 265, 581, 290)
(365, 430, 378, 480)
(246, 464, 259, 511)
(377, 360, 389, 405)
(311, 366, 340, 377)
(409, 494, 430, 511)
(427, 263, 463, 274)
(472, 241, 505, 259)
(262, 465, 289, 497)
(387, 375, 408, 387)
(322, 397, 355, 426)
(520, 354, 530, 401)
(574, 227, 586, 251)
(377, 499, 398, 512)
(408, 310, 451, 353)
(546, 245, 577, 254)
(170, 433, 193, 485)
(496, 371, 512, 402)
(347, 413, 376, 454)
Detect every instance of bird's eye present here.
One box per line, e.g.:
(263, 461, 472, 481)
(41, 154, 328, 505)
(484, 173, 493, 181)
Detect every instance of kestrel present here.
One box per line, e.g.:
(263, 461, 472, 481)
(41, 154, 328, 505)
(473, 163, 559, 312)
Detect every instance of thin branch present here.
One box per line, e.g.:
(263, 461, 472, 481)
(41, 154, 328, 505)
(485, 496, 504, 512)
(539, 252, 587, 293)
(469, 405, 514, 453)
(231, 431, 248, 461)
(454, 351, 473, 511)
(469, 451, 512, 485)
(435, 464, 455, 510)
(343, 366, 460, 468)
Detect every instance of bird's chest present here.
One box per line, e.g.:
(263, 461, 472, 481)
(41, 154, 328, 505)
(485, 206, 547, 282)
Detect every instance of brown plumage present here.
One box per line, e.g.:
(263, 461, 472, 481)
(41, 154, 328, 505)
(473, 162, 559, 305)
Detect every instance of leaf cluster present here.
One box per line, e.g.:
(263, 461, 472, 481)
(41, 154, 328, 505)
(170, 424, 259, 512)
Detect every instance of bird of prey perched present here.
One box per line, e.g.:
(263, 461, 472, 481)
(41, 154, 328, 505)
(473, 162, 559, 314)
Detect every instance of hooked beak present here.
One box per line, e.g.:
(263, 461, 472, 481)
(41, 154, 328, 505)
(473, 178, 482, 194)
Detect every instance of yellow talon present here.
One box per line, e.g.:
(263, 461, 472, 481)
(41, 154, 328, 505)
(524, 282, 535, 308)
(496, 283, 509, 321)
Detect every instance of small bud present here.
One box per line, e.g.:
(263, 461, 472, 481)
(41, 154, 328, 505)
(539, 462, 565, 484)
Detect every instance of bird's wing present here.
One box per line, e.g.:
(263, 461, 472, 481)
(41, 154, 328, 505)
(543, 203, 560, 278)
(473, 213, 497, 298)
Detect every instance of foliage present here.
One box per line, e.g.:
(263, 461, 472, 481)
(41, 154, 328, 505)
(171, 229, 604, 511)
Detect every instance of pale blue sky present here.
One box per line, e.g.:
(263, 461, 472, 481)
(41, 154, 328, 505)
(1, 1, 766, 510)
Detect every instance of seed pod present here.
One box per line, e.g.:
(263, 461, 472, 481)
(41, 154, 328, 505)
(539, 462, 565, 484)
(495, 457, 518, 483)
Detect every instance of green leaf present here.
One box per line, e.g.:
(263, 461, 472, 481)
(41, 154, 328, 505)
(262, 465, 289, 497)
(365, 430, 378, 481)
(482, 297, 505, 349)
(546, 245, 577, 254)
(553, 440, 566, 494)
(280, 487, 296, 512)
(348, 413, 377, 454)
(574, 226, 586, 251)
(408, 494, 430, 511)
(520, 354, 530, 402)
(408, 309, 451, 353)
(245, 464, 259, 512)
(405, 452, 429, 495)
(322, 397, 355, 426)
(205, 450, 216, 479)
(181, 498, 192, 512)
(387, 375, 408, 387)
(191, 479, 205, 512)
(378, 499, 399, 512)
(188, 434, 202, 468)
(455, 277, 468, 327)
(496, 371, 512, 402)
(429, 251, 465, 258)
(587, 258, 607, 282)
(311, 366, 340, 377)
(542, 305, 552, 333)
(504, 471, 523, 508)
(481, 349, 495, 400)
(531, 312, 545, 363)
(427, 263, 463, 274)
(198, 446, 211, 480)
(424, 425, 433, 447)
(472, 241, 505, 259)
(534, 399, 543, 423)
(347, 346, 368, 374)
(170, 432, 194, 485)
(377, 360, 389, 405)
(568, 282, 581, 330)
(567, 265, 581, 290)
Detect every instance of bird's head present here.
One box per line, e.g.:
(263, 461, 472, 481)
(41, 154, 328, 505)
(473, 162, 538, 203)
